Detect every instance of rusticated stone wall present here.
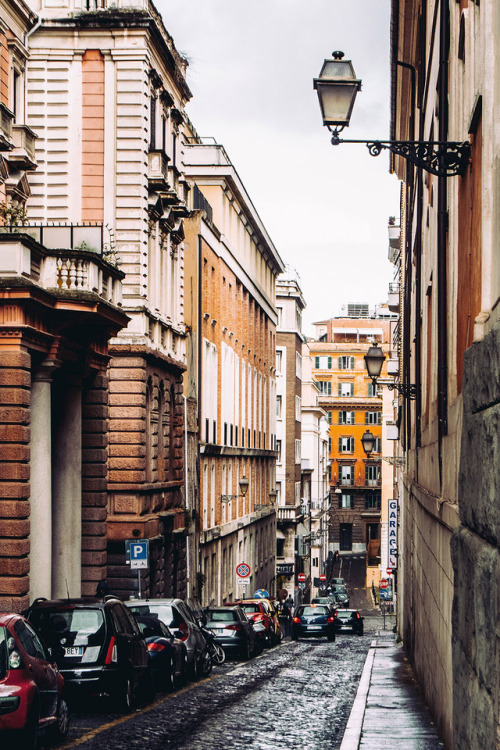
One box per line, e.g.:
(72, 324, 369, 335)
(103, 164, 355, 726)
(453, 322, 500, 750)
(0, 350, 31, 612)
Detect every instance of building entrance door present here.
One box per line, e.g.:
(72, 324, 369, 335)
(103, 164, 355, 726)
(339, 523, 352, 551)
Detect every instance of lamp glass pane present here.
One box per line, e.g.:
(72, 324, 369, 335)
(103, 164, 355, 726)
(316, 83, 358, 126)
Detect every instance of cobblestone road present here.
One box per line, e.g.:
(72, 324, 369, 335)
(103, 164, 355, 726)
(55, 621, 380, 750)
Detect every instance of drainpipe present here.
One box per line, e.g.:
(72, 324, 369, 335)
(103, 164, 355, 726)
(437, 0, 450, 484)
(183, 393, 190, 593)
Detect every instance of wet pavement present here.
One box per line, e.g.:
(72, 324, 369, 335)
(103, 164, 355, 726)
(44, 555, 444, 750)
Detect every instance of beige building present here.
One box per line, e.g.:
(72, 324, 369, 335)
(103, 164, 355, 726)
(391, 1, 500, 747)
(182, 136, 284, 605)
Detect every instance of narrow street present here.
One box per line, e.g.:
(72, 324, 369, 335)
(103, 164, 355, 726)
(56, 557, 386, 750)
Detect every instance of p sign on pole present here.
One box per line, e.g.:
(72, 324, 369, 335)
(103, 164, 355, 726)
(128, 539, 149, 600)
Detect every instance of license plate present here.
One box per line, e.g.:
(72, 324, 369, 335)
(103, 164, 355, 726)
(307, 625, 322, 630)
(64, 646, 84, 657)
(210, 629, 224, 635)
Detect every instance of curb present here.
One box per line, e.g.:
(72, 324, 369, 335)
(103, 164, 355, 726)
(339, 639, 377, 750)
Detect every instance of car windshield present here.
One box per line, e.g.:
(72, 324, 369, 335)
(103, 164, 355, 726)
(207, 610, 237, 622)
(0, 627, 7, 680)
(239, 604, 260, 614)
(337, 611, 355, 619)
(28, 608, 106, 664)
(300, 606, 329, 616)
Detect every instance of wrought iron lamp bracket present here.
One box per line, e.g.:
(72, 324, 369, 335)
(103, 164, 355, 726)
(329, 129, 470, 177)
(386, 382, 419, 400)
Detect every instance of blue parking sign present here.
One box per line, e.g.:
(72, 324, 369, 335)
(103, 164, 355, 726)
(128, 539, 149, 569)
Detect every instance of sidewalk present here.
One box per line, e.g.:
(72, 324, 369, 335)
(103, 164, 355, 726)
(340, 630, 445, 749)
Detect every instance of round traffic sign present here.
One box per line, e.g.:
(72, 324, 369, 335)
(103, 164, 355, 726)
(386, 568, 393, 575)
(319, 574, 326, 581)
(236, 562, 251, 578)
(298, 573, 306, 582)
(380, 579, 388, 589)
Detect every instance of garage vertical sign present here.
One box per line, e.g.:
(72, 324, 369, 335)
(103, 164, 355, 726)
(388, 499, 398, 569)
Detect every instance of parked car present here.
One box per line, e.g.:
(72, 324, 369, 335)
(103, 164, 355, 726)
(335, 609, 364, 635)
(291, 604, 336, 641)
(205, 606, 255, 660)
(135, 615, 188, 691)
(333, 589, 350, 608)
(24, 597, 152, 712)
(126, 599, 206, 678)
(311, 597, 336, 607)
(236, 599, 281, 647)
(0, 612, 69, 749)
(331, 578, 345, 586)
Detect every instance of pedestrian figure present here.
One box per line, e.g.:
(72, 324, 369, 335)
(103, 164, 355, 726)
(282, 595, 294, 638)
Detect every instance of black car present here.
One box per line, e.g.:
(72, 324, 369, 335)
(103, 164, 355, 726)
(335, 609, 364, 635)
(24, 597, 152, 711)
(205, 606, 255, 660)
(291, 604, 336, 641)
(135, 615, 188, 691)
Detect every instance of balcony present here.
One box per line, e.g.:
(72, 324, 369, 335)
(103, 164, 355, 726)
(0, 104, 14, 151)
(388, 282, 400, 312)
(387, 358, 399, 376)
(8, 125, 38, 171)
(148, 149, 169, 191)
(0, 223, 124, 308)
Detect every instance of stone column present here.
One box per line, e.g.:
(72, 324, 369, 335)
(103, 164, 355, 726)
(52, 382, 82, 598)
(29, 367, 55, 601)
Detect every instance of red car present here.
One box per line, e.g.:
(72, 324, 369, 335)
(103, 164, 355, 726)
(0, 612, 69, 749)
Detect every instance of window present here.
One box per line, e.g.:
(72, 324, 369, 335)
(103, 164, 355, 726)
(338, 437, 354, 453)
(277, 537, 285, 557)
(365, 412, 382, 425)
(276, 307, 282, 327)
(365, 465, 380, 486)
(338, 356, 355, 370)
(374, 437, 381, 453)
(276, 395, 282, 418)
(339, 411, 355, 424)
(315, 356, 332, 369)
(365, 493, 381, 509)
(368, 383, 378, 397)
(276, 350, 282, 373)
(339, 493, 354, 509)
(328, 436, 332, 452)
(340, 465, 354, 485)
(295, 396, 301, 421)
(296, 351, 302, 378)
(276, 440, 282, 463)
(295, 439, 301, 463)
(318, 381, 332, 395)
(338, 382, 354, 397)
(327, 411, 332, 425)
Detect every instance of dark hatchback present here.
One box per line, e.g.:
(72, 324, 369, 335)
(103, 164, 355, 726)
(291, 604, 336, 641)
(205, 606, 255, 660)
(335, 609, 364, 635)
(24, 598, 152, 711)
(135, 615, 187, 691)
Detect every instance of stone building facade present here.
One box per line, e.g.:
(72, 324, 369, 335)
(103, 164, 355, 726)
(20, 0, 191, 599)
(390, 1, 500, 746)
(0, 0, 128, 610)
(275, 271, 306, 599)
(183, 137, 284, 605)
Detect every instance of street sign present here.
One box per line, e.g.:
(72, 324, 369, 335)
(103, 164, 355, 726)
(236, 562, 251, 578)
(129, 540, 149, 570)
(380, 579, 388, 589)
(319, 574, 326, 581)
(237, 578, 249, 586)
(386, 568, 393, 575)
(297, 573, 306, 582)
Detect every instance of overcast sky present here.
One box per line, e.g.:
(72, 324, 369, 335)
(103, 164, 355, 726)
(158, 0, 400, 335)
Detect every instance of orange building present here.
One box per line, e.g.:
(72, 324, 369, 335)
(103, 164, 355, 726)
(309, 307, 395, 558)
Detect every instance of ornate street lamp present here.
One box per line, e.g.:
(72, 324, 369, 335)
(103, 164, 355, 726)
(221, 475, 249, 503)
(361, 429, 376, 456)
(364, 344, 418, 400)
(314, 52, 470, 177)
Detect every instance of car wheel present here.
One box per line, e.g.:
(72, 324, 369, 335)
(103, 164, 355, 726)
(198, 649, 212, 677)
(47, 697, 70, 743)
(212, 643, 225, 664)
(177, 654, 188, 686)
(166, 657, 175, 692)
(18, 705, 38, 750)
(121, 674, 134, 713)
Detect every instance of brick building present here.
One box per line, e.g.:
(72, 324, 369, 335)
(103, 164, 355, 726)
(309, 307, 395, 560)
(183, 137, 284, 605)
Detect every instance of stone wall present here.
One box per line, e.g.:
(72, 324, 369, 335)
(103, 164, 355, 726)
(453, 322, 500, 749)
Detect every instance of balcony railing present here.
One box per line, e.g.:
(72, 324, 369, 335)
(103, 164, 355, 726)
(148, 149, 169, 189)
(0, 223, 123, 307)
(9, 125, 38, 169)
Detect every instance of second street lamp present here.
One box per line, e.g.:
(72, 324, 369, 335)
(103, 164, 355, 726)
(221, 475, 249, 503)
(314, 51, 470, 178)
